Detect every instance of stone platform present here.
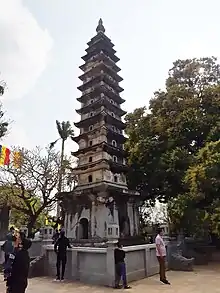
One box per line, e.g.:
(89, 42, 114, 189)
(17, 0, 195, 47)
(1, 264, 220, 293)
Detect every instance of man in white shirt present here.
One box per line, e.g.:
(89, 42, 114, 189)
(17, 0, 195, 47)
(155, 228, 170, 285)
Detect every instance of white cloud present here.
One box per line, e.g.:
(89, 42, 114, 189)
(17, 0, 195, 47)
(0, 0, 53, 100)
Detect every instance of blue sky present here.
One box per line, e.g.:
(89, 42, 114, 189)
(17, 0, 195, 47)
(1, 0, 220, 155)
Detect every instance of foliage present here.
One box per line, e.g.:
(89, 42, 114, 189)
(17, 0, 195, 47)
(125, 57, 220, 235)
(51, 120, 75, 221)
(125, 57, 220, 202)
(0, 147, 61, 233)
(0, 103, 8, 139)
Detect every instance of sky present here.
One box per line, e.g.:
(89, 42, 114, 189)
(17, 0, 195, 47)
(0, 0, 220, 156)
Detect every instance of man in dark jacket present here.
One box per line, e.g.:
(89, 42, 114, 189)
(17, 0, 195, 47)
(52, 229, 60, 244)
(114, 242, 131, 289)
(6, 237, 32, 293)
(54, 230, 71, 281)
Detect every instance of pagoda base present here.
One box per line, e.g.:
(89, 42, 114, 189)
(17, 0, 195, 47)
(62, 183, 140, 240)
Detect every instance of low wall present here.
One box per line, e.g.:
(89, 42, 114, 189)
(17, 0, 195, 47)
(29, 239, 52, 259)
(44, 243, 162, 286)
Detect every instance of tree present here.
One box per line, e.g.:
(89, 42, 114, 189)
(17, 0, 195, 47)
(0, 147, 61, 234)
(50, 120, 74, 218)
(125, 57, 220, 204)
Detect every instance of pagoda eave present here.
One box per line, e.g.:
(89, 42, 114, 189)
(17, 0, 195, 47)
(107, 129, 127, 143)
(71, 139, 126, 157)
(72, 128, 127, 145)
(86, 43, 116, 55)
(74, 157, 113, 171)
(77, 74, 124, 93)
(76, 85, 125, 104)
(79, 52, 121, 73)
(82, 50, 120, 63)
(109, 161, 129, 173)
(78, 63, 123, 83)
(74, 112, 104, 128)
(105, 115, 126, 129)
(76, 98, 127, 117)
(87, 32, 114, 47)
(103, 144, 126, 156)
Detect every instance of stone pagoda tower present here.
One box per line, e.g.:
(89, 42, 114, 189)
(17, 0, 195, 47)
(64, 19, 140, 241)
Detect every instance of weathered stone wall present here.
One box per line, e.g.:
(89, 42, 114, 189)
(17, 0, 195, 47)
(65, 203, 115, 239)
(44, 243, 163, 286)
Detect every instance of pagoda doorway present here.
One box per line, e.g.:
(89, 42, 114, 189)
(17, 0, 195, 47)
(79, 218, 89, 239)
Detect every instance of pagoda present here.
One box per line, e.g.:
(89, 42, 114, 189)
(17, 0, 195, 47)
(64, 19, 140, 241)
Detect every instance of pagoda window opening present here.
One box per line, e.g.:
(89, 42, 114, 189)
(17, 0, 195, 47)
(90, 112, 94, 117)
(89, 125, 94, 131)
(113, 155, 117, 162)
(114, 175, 118, 183)
(89, 140, 93, 146)
(111, 112, 115, 118)
(89, 156, 92, 162)
(88, 175, 93, 183)
(90, 99, 94, 104)
(112, 125, 116, 131)
(112, 140, 117, 147)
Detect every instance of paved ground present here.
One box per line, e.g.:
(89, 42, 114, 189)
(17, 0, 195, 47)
(1, 264, 220, 293)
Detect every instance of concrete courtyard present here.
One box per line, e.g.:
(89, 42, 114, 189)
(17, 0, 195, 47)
(1, 264, 220, 293)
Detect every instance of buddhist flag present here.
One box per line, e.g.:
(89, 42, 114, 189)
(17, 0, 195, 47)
(12, 151, 23, 168)
(0, 145, 11, 165)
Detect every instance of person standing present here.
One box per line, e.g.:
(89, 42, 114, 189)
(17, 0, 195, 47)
(52, 229, 60, 244)
(6, 233, 32, 293)
(2, 227, 15, 281)
(114, 242, 131, 289)
(54, 230, 71, 281)
(155, 228, 170, 285)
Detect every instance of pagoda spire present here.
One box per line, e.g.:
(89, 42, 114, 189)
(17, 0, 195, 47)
(96, 18, 105, 34)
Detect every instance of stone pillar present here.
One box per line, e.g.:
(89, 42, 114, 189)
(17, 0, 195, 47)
(113, 202, 119, 225)
(91, 201, 96, 237)
(42, 226, 54, 240)
(106, 224, 119, 287)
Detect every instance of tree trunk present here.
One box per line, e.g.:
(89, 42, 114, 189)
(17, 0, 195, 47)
(57, 139, 65, 220)
(27, 215, 37, 238)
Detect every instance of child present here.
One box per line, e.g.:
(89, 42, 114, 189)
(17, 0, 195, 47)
(6, 233, 32, 293)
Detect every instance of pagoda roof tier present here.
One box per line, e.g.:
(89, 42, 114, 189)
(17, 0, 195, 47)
(73, 157, 128, 174)
(68, 181, 129, 195)
(77, 82, 125, 104)
(102, 143, 126, 156)
(82, 47, 119, 63)
(79, 62, 123, 83)
(106, 128, 127, 144)
(87, 31, 114, 48)
(79, 51, 121, 73)
(71, 140, 126, 157)
(85, 38, 116, 54)
(72, 126, 126, 145)
(74, 158, 110, 172)
(76, 97, 126, 117)
(104, 113, 126, 129)
(109, 160, 129, 173)
(77, 74, 124, 94)
(74, 111, 125, 129)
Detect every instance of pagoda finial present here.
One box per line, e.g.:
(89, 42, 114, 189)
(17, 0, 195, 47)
(96, 18, 105, 34)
